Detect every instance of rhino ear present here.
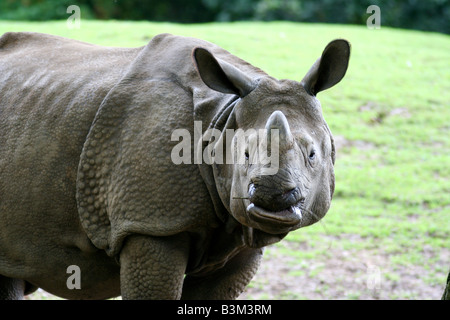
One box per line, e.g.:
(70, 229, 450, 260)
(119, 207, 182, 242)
(193, 47, 256, 97)
(301, 39, 350, 96)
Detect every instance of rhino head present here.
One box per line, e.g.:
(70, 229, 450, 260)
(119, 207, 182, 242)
(193, 40, 350, 247)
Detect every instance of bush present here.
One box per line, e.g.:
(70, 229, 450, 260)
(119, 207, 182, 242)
(254, 0, 303, 21)
(0, 0, 448, 34)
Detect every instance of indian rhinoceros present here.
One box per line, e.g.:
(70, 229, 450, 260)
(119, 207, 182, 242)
(0, 32, 350, 300)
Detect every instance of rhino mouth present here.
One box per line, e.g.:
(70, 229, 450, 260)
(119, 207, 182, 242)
(246, 201, 303, 231)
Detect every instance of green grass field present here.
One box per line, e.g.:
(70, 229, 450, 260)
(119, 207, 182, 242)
(1, 20, 449, 300)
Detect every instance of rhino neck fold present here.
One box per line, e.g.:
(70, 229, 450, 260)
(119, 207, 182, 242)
(194, 94, 239, 224)
(242, 226, 288, 248)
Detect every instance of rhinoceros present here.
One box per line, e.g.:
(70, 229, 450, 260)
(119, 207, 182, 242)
(0, 32, 350, 299)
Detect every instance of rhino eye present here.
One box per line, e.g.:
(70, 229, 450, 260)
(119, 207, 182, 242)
(309, 150, 316, 160)
(245, 151, 249, 160)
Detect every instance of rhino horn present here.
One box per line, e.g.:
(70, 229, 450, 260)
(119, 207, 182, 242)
(265, 110, 294, 152)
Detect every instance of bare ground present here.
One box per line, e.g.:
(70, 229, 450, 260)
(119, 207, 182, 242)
(239, 236, 449, 300)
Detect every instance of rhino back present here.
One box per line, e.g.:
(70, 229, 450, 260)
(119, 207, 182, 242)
(0, 32, 140, 165)
(0, 32, 139, 289)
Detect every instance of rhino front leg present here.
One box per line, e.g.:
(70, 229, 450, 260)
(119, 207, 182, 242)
(181, 247, 263, 300)
(0, 275, 26, 300)
(119, 234, 189, 299)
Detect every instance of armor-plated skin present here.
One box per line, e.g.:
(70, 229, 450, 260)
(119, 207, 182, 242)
(0, 32, 350, 299)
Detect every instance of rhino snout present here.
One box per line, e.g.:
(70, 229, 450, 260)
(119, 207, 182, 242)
(245, 181, 305, 233)
(248, 183, 303, 212)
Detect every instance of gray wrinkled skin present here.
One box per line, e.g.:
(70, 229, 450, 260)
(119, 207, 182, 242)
(0, 32, 350, 299)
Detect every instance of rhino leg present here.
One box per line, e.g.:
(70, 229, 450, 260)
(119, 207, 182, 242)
(0, 275, 26, 300)
(442, 271, 450, 300)
(119, 234, 189, 299)
(181, 247, 263, 300)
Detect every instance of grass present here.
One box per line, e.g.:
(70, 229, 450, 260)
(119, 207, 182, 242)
(1, 20, 449, 300)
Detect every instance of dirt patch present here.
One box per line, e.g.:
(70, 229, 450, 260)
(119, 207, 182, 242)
(358, 101, 412, 125)
(334, 135, 376, 153)
(239, 237, 449, 300)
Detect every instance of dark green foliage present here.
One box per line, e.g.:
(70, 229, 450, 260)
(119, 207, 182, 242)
(0, 0, 448, 34)
(0, 0, 94, 20)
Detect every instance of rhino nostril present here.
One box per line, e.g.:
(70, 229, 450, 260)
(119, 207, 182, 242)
(247, 183, 304, 212)
(282, 187, 297, 198)
(281, 187, 301, 205)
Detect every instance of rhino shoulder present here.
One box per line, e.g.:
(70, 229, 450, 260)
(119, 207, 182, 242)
(0, 32, 34, 49)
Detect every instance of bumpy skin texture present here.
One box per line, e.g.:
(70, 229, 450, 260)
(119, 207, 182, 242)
(0, 32, 349, 299)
